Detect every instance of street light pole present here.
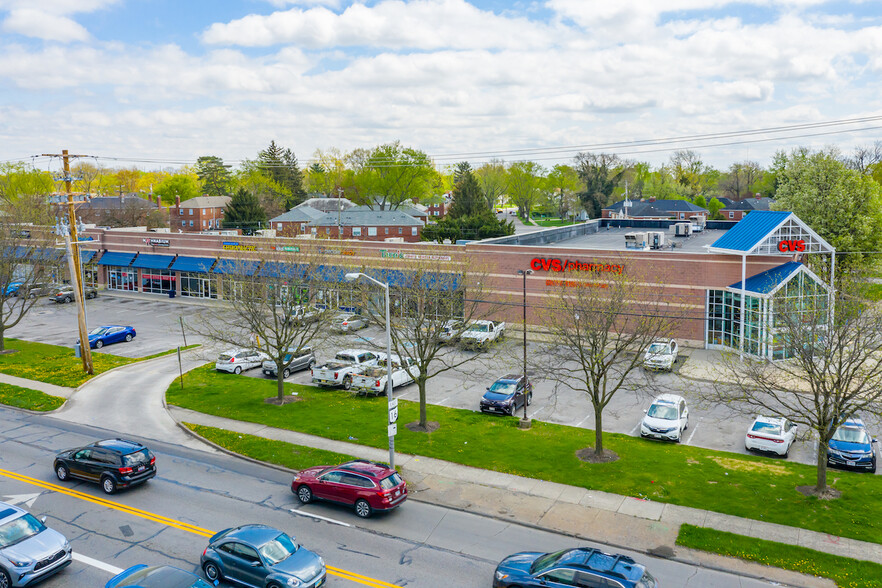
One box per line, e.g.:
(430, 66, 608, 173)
(517, 269, 533, 426)
(344, 272, 396, 469)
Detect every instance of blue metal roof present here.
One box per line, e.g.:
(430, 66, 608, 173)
(729, 261, 803, 295)
(170, 256, 216, 273)
(365, 268, 415, 288)
(419, 272, 461, 291)
(212, 259, 260, 276)
(131, 253, 175, 270)
(315, 264, 346, 282)
(257, 262, 308, 279)
(98, 251, 137, 267)
(80, 250, 96, 264)
(710, 210, 791, 252)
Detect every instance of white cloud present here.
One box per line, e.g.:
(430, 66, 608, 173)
(1, 8, 89, 41)
(263, 0, 342, 7)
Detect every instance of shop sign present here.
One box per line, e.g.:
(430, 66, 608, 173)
(318, 247, 356, 256)
(546, 279, 608, 289)
(143, 238, 170, 247)
(530, 257, 624, 274)
(222, 241, 257, 251)
(777, 239, 805, 252)
(380, 249, 452, 262)
(270, 245, 300, 252)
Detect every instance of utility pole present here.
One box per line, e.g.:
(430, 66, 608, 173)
(43, 149, 94, 374)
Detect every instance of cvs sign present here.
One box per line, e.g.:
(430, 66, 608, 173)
(777, 239, 805, 253)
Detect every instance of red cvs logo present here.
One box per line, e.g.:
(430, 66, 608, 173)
(777, 239, 806, 253)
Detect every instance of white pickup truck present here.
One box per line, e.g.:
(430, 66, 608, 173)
(311, 349, 380, 390)
(351, 355, 417, 396)
(459, 320, 505, 349)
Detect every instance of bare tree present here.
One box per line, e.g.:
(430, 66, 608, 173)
(474, 159, 508, 210)
(707, 277, 882, 497)
(538, 263, 678, 459)
(846, 141, 882, 175)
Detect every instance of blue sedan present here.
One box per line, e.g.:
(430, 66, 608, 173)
(106, 564, 216, 587)
(4, 281, 24, 296)
(81, 325, 136, 349)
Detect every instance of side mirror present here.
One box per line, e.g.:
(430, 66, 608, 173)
(643, 409, 648, 413)
(486, 387, 490, 390)
(40, 516, 47, 524)
(250, 560, 262, 567)
(873, 438, 878, 444)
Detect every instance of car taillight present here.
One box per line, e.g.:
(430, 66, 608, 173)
(119, 466, 133, 475)
(375, 380, 381, 387)
(150, 457, 156, 465)
(334, 372, 338, 379)
(342, 322, 349, 326)
(773, 438, 784, 443)
(229, 358, 236, 362)
(202, 547, 208, 557)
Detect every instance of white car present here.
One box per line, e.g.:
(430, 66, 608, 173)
(745, 416, 797, 457)
(332, 313, 369, 332)
(215, 349, 269, 374)
(643, 339, 678, 371)
(640, 394, 689, 442)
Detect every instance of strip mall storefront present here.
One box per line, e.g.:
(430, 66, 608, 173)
(70, 211, 831, 360)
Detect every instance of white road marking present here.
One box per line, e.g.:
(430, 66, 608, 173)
(289, 509, 351, 527)
(72, 553, 124, 575)
(529, 406, 546, 418)
(576, 414, 592, 427)
(2, 492, 41, 508)
(685, 418, 700, 445)
(436, 396, 451, 406)
(629, 421, 642, 436)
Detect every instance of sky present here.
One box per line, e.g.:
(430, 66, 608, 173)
(0, 0, 881, 174)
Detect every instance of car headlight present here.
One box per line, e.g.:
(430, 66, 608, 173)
(7, 556, 32, 567)
(286, 577, 302, 586)
(495, 570, 508, 580)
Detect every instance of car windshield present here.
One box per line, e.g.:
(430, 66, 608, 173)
(751, 421, 782, 435)
(0, 513, 45, 548)
(647, 343, 667, 354)
(218, 354, 233, 361)
(647, 403, 678, 420)
(468, 323, 489, 332)
(832, 426, 870, 444)
(335, 354, 356, 362)
(530, 550, 567, 574)
(259, 533, 299, 565)
(379, 473, 403, 490)
(89, 327, 109, 336)
(489, 381, 517, 395)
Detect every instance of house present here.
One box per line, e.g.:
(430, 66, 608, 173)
(297, 196, 355, 214)
(307, 209, 424, 242)
(347, 204, 429, 223)
(268, 206, 327, 236)
(171, 195, 231, 233)
(602, 199, 709, 221)
(69, 194, 165, 228)
(426, 201, 448, 219)
(720, 196, 775, 221)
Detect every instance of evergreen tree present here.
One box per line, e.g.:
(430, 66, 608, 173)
(424, 167, 513, 242)
(447, 167, 485, 218)
(223, 188, 267, 233)
(195, 156, 231, 196)
(257, 141, 307, 208)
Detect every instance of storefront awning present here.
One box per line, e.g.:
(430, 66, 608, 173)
(727, 261, 828, 299)
(170, 256, 216, 273)
(33, 248, 65, 261)
(258, 262, 308, 279)
(131, 253, 175, 270)
(80, 250, 96, 264)
(98, 251, 137, 267)
(212, 259, 260, 276)
(420, 272, 461, 291)
(365, 268, 416, 289)
(315, 264, 346, 283)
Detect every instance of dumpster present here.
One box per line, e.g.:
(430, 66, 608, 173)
(168, 289, 176, 299)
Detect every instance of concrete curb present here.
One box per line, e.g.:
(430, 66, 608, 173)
(72, 345, 203, 395)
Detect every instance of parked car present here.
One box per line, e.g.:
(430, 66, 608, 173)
(3, 281, 24, 297)
(200, 525, 326, 588)
(480, 374, 532, 416)
(78, 325, 136, 349)
(331, 313, 368, 332)
(105, 564, 216, 588)
(215, 349, 269, 374)
(24, 283, 59, 298)
(745, 416, 797, 457)
(289, 305, 321, 325)
(640, 394, 689, 442)
(262, 347, 316, 379)
(311, 349, 380, 389)
(459, 320, 505, 349)
(827, 416, 877, 473)
(0, 500, 72, 588)
(350, 354, 416, 396)
(51, 284, 98, 303)
(53, 438, 156, 495)
(642, 339, 678, 371)
(493, 547, 658, 588)
(292, 459, 407, 518)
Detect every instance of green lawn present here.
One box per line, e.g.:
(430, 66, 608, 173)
(0, 338, 138, 387)
(0, 382, 65, 411)
(167, 365, 882, 546)
(185, 423, 359, 470)
(533, 218, 579, 227)
(676, 524, 882, 588)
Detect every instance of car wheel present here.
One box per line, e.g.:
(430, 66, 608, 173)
(202, 562, 222, 582)
(55, 463, 69, 481)
(88, 291, 97, 299)
(355, 498, 373, 518)
(508, 405, 515, 416)
(95, 340, 104, 349)
(63, 295, 72, 303)
(283, 368, 291, 379)
(234, 366, 242, 375)
(0, 568, 11, 588)
(343, 376, 352, 390)
(125, 333, 133, 342)
(101, 476, 117, 495)
(871, 460, 877, 474)
(526, 392, 532, 406)
(296, 485, 313, 504)
(267, 583, 283, 588)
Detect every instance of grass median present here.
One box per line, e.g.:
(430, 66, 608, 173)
(0, 382, 65, 411)
(676, 524, 882, 588)
(167, 365, 882, 545)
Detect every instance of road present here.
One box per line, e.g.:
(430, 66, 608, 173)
(0, 407, 789, 588)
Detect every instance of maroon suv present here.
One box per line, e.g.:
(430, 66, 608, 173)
(291, 459, 407, 518)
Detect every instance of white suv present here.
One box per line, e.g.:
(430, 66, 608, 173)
(640, 394, 689, 442)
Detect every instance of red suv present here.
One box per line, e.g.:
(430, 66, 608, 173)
(291, 459, 407, 518)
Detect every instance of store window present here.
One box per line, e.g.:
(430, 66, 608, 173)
(180, 272, 217, 299)
(83, 264, 99, 288)
(106, 266, 137, 291)
(141, 269, 175, 294)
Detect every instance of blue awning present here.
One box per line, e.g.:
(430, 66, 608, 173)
(170, 256, 216, 273)
(728, 261, 807, 298)
(131, 253, 175, 270)
(80, 250, 96, 264)
(365, 268, 416, 289)
(212, 259, 260, 276)
(315, 264, 346, 283)
(34, 248, 65, 261)
(420, 272, 461, 291)
(98, 251, 137, 267)
(258, 262, 308, 279)
(4, 246, 31, 259)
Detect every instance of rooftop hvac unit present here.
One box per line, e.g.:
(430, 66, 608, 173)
(255, 229, 276, 238)
(624, 232, 648, 249)
(384, 237, 405, 243)
(294, 233, 316, 239)
(648, 231, 665, 249)
(674, 223, 692, 237)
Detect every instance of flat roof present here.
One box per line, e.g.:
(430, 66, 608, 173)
(544, 227, 726, 253)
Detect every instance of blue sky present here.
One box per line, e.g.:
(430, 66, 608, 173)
(0, 0, 880, 172)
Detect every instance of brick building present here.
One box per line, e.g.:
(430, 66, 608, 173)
(171, 196, 231, 233)
(603, 199, 708, 221)
(719, 196, 774, 221)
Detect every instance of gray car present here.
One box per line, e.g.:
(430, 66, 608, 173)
(331, 313, 368, 332)
(200, 525, 326, 588)
(0, 501, 72, 588)
(262, 347, 316, 379)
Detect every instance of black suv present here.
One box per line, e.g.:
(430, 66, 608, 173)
(53, 439, 156, 494)
(480, 373, 532, 416)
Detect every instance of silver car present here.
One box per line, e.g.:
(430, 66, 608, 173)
(332, 313, 368, 332)
(0, 501, 72, 587)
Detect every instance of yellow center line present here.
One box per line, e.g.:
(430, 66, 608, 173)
(0, 468, 402, 587)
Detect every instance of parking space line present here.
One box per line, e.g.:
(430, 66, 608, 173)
(629, 421, 642, 436)
(72, 552, 124, 575)
(576, 414, 592, 428)
(436, 396, 451, 406)
(529, 406, 546, 418)
(685, 418, 700, 445)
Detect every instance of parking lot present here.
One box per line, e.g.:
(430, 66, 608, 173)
(9, 291, 880, 474)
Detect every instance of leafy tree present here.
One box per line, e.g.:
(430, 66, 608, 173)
(707, 197, 725, 220)
(720, 161, 763, 199)
(71, 162, 104, 195)
(507, 161, 545, 219)
(474, 159, 508, 210)
(223, 188, 267, 233)
(574, 153, 623, 218)
(154, 174, 201, 205)
(773, 147, 882, 269)
(196, 156, 231, 196)
(0, 163, 53, 201)
(693, 195, 707, 209)
(352, 142, 438, 210)
(305, 163, 330, 196)
(669, 150, 707, 197)
(846, 141, 882, 175)
(234, 163, 292, 218)
(641, 168, 680, 201)
(544, 164, 581, 219)
(257, 141, 307, 208)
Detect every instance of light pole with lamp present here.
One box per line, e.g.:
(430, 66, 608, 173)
(517, 269, 533, 428)
(344, 272, 396, 468)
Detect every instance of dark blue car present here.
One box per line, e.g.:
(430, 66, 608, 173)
(106, 564, 216, 587)
(493, 547, 658, 588)
(480, 374, 532, 416)
(201, 525, 326, 588)
(827, 417, 877, 473)
(79, 325, 136, 349)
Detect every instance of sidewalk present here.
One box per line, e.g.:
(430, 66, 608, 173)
(0, 372, 75, 398)
(172, 406, 873, 588)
